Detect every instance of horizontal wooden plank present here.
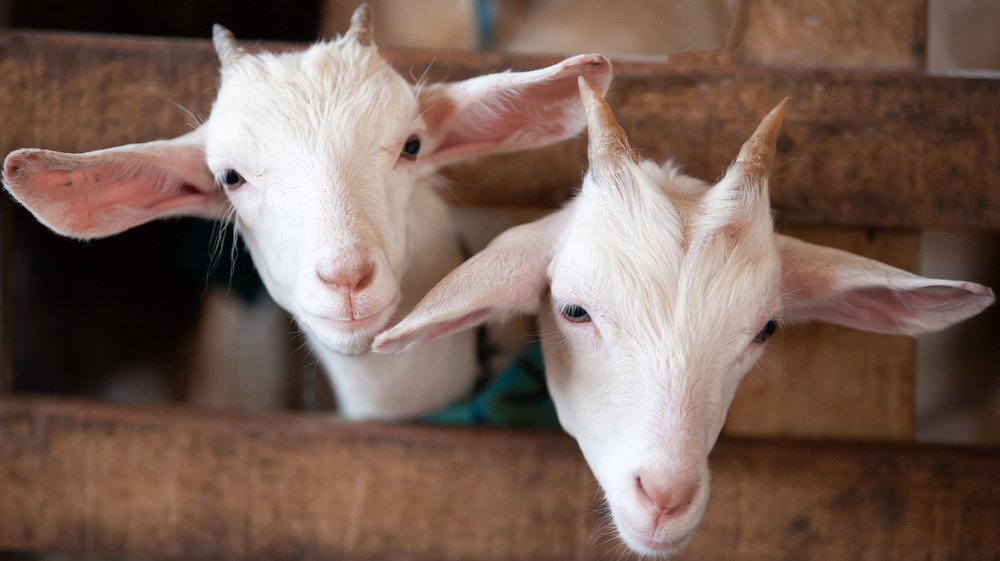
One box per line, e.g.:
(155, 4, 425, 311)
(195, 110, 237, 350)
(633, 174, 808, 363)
(1, 396, 998, 560)
(1, 30, 998, 229)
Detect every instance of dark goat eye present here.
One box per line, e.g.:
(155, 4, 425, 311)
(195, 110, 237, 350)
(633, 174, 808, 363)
(400, 134, 421, 160)
(222, 169, 245, 190)
(753, 319, 778, 343)
(560, 303, 592, 324)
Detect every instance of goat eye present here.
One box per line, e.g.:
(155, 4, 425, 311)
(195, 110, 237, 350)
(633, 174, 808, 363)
(222, 169, 245, 190)
(400, 134, 421, 161)
(559, 303, 591, 323)
(753, 319, 778, 343)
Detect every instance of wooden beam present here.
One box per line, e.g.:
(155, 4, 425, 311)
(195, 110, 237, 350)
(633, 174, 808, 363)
(0, 397, 997, 560)
(1, 31, 998, 229)
(729, 0, 927, 69)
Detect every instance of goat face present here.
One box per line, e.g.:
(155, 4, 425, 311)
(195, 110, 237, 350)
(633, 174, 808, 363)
(205, 14, 612, 355)
(206, 23, 421, 355)
(535, 84, 785, 555)
(374, 80, 993, 556)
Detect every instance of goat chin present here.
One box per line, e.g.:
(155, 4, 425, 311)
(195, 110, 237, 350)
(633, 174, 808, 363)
(620, 532, 694, 559)
(612, 507, 704, 558)
(300, 315, 389, 356)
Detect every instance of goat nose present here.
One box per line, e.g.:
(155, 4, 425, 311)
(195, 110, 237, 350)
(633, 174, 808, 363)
(636, 474, 697, 521)
(317, 261, 375, 294)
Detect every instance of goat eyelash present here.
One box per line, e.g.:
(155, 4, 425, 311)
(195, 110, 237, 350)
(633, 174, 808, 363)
(752, 318, 780, 343)
(399, 134, 421, 161)
(217, 168, 246, 191)
(556, 301, 592, 324)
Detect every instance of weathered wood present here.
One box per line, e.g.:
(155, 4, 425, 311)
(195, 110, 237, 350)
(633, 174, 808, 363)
(0, 197, 10, 394)
(729, 0, 927, 69)
(0, 397, 997, 561)
(1, 31, 998, 229)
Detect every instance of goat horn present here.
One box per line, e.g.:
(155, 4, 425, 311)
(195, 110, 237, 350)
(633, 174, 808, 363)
(347, 3, 375, 47)
(731, 97, 790, 187)
(579, 76, 636, 175)
(212, 24, 246, 67)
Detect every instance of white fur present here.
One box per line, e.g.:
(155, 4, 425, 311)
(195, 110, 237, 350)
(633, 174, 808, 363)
(1, 6, 612, 420)
(374, 83, 995, 555)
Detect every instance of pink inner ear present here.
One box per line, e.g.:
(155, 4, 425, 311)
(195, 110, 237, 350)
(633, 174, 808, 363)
(422, 308, 492, 342)
(36, 165, 204, 217)
(809, 283, 993, 335)
(375, 308, 492, 353)
(427, 91, 582, 163)
(6, 147, 219, 238)
(422, 55, 611, 165)
(847, 284, 983, 314)
(833, 286, 927, 330)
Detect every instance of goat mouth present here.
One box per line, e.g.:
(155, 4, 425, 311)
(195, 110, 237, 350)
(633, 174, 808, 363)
(618, 523, 692, 557)
(307, 310, 387, 331)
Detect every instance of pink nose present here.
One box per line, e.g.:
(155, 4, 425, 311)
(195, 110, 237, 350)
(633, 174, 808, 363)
(317, 262, 375, 294)
(636, 474, 698, 521)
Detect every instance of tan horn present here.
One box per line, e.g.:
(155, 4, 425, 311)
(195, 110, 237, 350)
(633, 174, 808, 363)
(578, 76, 636, 175)
(347, 3, 375, 47)
(212, 24, 246, 67)
(731, 97, 791, 186)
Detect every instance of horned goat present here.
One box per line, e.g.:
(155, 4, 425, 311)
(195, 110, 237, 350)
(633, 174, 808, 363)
(1, 5, 612, 420)
(374, 79, 996, 556)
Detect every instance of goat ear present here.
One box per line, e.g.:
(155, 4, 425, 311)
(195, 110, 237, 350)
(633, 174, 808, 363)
(777, 234, 995, 336)
(373, 210, 569, 354)
(2, 127, 226, 239)
(418, 54, 613, 165)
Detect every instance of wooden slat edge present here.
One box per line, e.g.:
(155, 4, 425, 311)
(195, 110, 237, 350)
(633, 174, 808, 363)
(1, 396, 997, 560)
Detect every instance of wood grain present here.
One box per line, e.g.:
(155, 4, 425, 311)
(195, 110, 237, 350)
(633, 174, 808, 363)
(729, 0, 927, 69)
(1, 31, 998, 229)
(1, 397, 997, 561)
(0, 197, 10, 393)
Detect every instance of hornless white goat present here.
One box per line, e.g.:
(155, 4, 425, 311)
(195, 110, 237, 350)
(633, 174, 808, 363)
(0, 5, 612, 420)
(374, 79, 996, 556)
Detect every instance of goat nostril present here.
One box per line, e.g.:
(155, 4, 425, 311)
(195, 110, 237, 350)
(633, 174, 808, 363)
(353, 263, 375, 292)
(636, 475, 697, 520)
(318, 263, 375, 294)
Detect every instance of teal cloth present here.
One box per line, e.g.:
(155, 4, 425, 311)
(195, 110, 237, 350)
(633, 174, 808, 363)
(423, 340, 559, 427)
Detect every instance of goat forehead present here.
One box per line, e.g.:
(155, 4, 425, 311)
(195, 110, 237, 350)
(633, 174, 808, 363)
(211, 44, 417, 149)
(553, 216, 780, 342)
